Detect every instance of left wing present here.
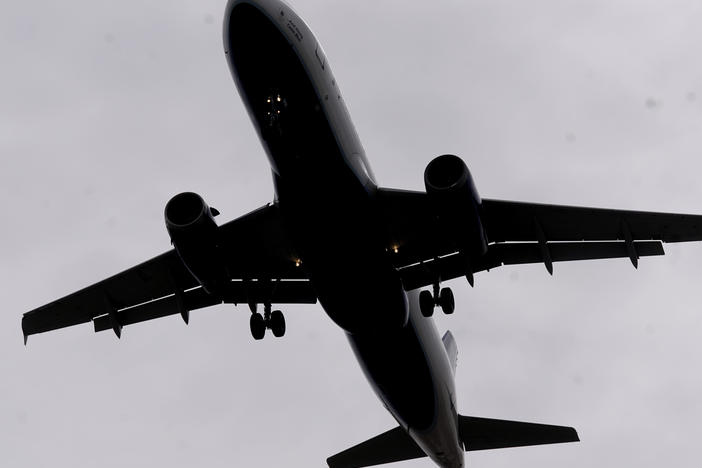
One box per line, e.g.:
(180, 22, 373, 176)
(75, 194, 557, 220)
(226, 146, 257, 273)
(22, 203, 315, 342)
(378, 189, 702, 290)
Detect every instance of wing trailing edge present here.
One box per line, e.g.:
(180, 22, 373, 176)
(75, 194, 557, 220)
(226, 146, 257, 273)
(399, 240, 664, 290)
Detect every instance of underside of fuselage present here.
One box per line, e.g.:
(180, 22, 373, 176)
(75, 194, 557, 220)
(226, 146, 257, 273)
(224, 1, 409, 335)
(224, 2, 464, 466)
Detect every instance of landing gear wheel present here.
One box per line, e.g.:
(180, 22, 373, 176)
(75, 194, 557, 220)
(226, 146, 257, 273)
(270, 310, 286, 338)
(439, 288, 455, 315)
(250, 313, 265, 340)
(419, 290, 435, 317)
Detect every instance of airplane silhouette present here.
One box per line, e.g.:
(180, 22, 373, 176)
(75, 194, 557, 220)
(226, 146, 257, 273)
(22, 1, 702, 466)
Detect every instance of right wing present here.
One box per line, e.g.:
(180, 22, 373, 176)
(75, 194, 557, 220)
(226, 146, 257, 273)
(21, 204, 316, 341)
(480, 198, 702, 243)
(378, 189, 702, 290)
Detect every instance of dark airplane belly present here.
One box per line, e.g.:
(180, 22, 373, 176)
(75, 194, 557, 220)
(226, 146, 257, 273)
(278, 184, 409, 334)
(347, 319, 436, 432)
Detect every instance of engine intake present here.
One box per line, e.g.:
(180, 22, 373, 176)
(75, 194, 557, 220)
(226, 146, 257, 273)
(165, 192, 226, 295)
(424, 154, 487, 258)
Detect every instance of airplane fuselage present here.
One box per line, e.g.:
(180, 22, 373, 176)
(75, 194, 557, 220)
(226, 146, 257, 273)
(224, 1, 464, 466)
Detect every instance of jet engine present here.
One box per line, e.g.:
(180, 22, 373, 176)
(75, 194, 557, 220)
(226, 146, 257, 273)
(165, 192, 226, 295)
(424, 154, 488, 258)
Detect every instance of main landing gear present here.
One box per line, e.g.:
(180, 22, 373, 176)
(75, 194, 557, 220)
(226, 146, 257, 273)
(249, 303, 286, 340)
(419, 282, 455, 317)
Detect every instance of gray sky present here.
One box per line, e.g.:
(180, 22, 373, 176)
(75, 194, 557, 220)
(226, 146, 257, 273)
(3, 0, 702, 466)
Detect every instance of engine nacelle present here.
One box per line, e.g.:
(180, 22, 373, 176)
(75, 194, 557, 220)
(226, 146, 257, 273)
(424, 154, 488, 258)
(165, 192, 226, 295)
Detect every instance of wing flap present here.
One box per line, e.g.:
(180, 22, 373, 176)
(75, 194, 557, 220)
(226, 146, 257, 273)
(497, 240, 664, 265)
(399, 240, 664, 290)
(92, 281, 317, 333)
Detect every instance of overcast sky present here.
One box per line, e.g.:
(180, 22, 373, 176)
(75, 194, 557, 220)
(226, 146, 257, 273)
(3, 0, 702, 467)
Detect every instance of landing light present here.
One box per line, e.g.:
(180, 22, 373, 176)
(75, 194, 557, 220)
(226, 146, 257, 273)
(295, 259, 302, 267)
(392, 245, 399, 254)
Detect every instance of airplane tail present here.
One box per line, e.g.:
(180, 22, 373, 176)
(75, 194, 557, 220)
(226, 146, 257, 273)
(327, 415, 578, 467)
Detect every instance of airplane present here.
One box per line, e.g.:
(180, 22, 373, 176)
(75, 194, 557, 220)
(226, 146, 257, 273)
(20, 0, 702, 466)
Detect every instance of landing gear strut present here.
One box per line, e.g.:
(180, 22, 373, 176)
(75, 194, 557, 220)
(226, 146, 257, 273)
(249, 303, 286, 340)
(419, 282, 455, 317)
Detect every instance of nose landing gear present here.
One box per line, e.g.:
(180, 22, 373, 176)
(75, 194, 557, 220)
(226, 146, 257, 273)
(419, 282, 455, 317)
(249, 303, 286, 340)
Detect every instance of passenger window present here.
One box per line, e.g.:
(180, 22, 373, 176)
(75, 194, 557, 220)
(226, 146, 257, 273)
(315, 44, 326, 70)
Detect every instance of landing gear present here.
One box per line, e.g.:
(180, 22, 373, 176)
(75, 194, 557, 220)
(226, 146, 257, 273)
(270, 309, 286, 338)
(439, 287, 455, 314)
(250, 312, 266, 340)
(419, 282, 455, 317)
(419, 290, 435, 317)
(249, 303, 286, 340)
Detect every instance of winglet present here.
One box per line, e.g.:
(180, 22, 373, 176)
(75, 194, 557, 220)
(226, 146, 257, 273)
(23, 334, 28, 346)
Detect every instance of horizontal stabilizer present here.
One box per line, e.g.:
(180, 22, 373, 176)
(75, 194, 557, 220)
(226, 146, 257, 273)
(327, 425, 425, 468)
(459, 415, 579, 451)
